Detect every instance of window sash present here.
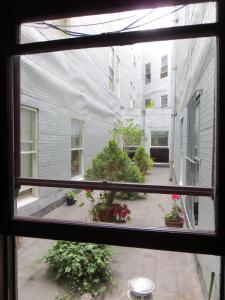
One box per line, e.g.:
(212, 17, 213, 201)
(161, 95, 168, 107)
(1, 0, 224, 256)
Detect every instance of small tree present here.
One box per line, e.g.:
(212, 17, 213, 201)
(85, 140, 144, 204)
(111, 119, 146, 152)
(134, 146, 154, 175)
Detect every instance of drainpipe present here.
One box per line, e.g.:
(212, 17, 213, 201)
(169, 42, 177, 181)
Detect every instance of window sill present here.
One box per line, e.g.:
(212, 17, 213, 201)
(17, 196, 39, 208)
(71, 175, 84, 181)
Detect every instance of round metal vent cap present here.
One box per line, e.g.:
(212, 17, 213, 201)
(128, 277, 155, 296)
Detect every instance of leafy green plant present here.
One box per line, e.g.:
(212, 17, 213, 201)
(159, 194, 183, 222)
(43, 241, 113, 297)
(134, 146, 154, 175)
(65, 191, 76, 199)
(111, 120, 146, 152)
(85, 140, 144, 205)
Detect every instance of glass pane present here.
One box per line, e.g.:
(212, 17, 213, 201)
(16, 184, 215, 231)
(20, 2, 217, 44)
(71, 150, 82, 177)
(19, 35, 216, 186)
(21, 107, 36, 150)
(151, 131, 168, 146)
(16, 237, 221, 300)
(71, 120, 82, 148)
(21, 142, 33, 152)
(21, 154, 32, 178)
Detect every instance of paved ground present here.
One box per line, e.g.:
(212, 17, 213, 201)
(17, 167, 204, 300)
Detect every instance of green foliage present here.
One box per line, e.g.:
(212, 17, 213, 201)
(134, 146, 154, 175)
(145, 99, 155, 109)
(85, 140, 144, 184)
(116, 191, 137, 201)
(111, 120, 146, 152)
(43, 241, 113, 297)
(65, 191, 76, 199)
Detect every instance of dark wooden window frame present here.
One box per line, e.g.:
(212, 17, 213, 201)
(1, 0, 225, 298)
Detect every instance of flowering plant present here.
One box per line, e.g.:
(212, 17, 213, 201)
(159, 194, 183, 222)
(84, 189, 131, 222)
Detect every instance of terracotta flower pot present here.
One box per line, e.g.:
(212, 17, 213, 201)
(98, 207, 114, 222)
(164, 217, 184, 228)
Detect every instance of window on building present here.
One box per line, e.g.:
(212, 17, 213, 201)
(151, 131, 168, 147)
(115, 55, 120, 97)
(2, 2, 224, 299)
(109, 47, 114, 92)
(71, 120, 83, 178)
(20, 106, 38, 198)
(145, 63, 151, 84)
(161, 95, 168, 107)
(145, 98, 154, 108)
(130, 81, 135, 108)
(160, 55, 168, 78)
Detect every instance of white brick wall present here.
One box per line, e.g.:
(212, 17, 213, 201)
(171, 3, 219, 299)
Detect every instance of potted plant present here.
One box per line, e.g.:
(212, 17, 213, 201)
(84, 140, 144, 222)
(159, 194, 184, 228)
(85, 190, 131, 223)
(65, 190, 76, 206)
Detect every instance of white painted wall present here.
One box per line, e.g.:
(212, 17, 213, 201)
(170, 3, 219, 300)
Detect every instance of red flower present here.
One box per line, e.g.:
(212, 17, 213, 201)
(172, 194, 180, 200)
(84, 188, 92, 192)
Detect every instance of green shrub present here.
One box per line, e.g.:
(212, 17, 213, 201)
(134, 146, 154, 175)
(85, 140, 144, 184)
(43, 241, 113, 297)
(111, 119, 146, 152)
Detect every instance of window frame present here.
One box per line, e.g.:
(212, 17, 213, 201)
(160, 54, 168, 78)
(19, 106, 38, 199)
(145, 62, 151, 84)
(70, 119, 84, 179)
(161, 94, 168, 107)
(1, 0, 225, 298)
(151, 130, 169, 147)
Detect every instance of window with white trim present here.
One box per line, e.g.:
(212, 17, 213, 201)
(160, 55, 168, 78)
(109, 47, 115, 92)
(151, 131, 168, 147)
(115, 54, 120, 97)
(145, 63, 151, 84)
(71, 119, 83, 178)
(20, 106, 38, 197)
(161, 95, 168, 107)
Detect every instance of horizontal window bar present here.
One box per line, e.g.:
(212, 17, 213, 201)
(10, 23, 219, 55)
(16, 177, 213, 197)
(7, 0, 217, 23)
(6, 216, 223, 255)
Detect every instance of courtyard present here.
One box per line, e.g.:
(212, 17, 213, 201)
(17, 167, 204, 300)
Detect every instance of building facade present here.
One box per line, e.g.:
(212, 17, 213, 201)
(170, 3, 219, 299)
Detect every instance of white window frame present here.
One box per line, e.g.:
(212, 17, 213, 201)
(115, 54, 120, 97)
(160, 55, 168, 78)
(19, 106, 38, 200)
(109, 47, 115, 92)
(145, 62, 151, 84)
(161, 94, 168, 107)
(129, 81, 135, 108)
(71, 119, 84, 180)
(151, 131, 169, 148)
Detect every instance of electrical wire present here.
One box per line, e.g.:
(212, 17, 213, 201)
(23, 6, 186, 38)
(36, 13, 139, 28)
(120, 10, 153, 31)
(122, 5, 185, 31)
